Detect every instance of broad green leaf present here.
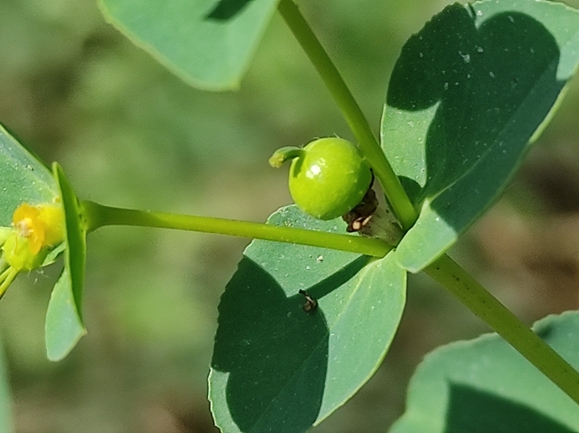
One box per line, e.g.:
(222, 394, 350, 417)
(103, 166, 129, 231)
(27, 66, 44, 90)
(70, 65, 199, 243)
(382, 0, 579, 272)
(209, 206, 406, 432)
(0, 124, 56, 225)
(390, 311, 579, 433)
(98, 0, 279, 90)
(0, 338, 13, 433)
(45, 163, 87, 361)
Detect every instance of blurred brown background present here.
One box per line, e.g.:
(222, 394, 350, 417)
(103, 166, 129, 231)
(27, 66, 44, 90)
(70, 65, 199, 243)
(0, 0, 579, 432)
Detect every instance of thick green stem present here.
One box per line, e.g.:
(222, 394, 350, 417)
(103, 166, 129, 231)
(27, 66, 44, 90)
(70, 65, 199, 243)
(425, 254, 579, 405)
(277, 0, 417, 230)
(82, 201, 391, 257)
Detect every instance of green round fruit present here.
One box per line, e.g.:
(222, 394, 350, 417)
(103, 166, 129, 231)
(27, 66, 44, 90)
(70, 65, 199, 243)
(269, 137, 372, 220)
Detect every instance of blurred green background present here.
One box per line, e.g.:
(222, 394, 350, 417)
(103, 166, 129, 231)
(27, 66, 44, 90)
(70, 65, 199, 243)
(1, 0, 579, 432)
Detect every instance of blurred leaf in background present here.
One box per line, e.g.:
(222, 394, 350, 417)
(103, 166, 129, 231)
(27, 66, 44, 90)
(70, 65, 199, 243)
(0, 0, 578, 432)
(0, 337, 13, 433)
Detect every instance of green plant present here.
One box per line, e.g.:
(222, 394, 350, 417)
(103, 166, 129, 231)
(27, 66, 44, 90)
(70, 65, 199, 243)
(1, 0, 579, 431)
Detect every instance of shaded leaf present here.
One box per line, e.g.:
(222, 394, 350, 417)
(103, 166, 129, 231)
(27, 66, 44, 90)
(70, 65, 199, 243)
(390, 311, 579, 433)
(209, 206, 406, 432)
(45, 163, 87, 361)
(0, 124, 56, 225)
(98, 0, 279, 90)
(381, 0, 579, 272)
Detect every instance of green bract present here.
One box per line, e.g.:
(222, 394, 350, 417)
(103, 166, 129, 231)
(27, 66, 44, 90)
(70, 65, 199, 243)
(269, 137, 372, 220)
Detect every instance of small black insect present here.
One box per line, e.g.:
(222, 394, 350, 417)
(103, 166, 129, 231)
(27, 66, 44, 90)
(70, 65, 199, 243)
(298, 289, 318, 313)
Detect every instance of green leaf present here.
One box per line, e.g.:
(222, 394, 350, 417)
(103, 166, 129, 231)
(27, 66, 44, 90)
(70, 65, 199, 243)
(45, 268, 86, 361)
(98, 0, 279, 90)
(209, 206, 406, 432)
(0, 338, 13, 433)
(45, 163, 87, 361)
(0, 124, 57, 225)
(381, 0, 579, 272)
(390, 311, 579, 433)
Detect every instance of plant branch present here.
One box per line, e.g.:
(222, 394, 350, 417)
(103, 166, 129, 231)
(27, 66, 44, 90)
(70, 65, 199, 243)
(277, 0, 417, 230)
(425, 254, 579, 405)
(82, 201, 392, 257)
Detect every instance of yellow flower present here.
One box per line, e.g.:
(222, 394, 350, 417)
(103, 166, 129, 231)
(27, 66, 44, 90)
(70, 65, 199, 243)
(12, 203, 64, 255)
(0, 202, 64, 299)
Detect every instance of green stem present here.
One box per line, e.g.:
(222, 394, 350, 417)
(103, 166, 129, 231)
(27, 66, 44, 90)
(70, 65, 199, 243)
(425, 254, 579, 405)
(277, 0, 417, 230)
(82, 201, 391, 257)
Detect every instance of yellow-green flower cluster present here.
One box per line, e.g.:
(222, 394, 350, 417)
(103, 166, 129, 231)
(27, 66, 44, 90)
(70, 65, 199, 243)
(0, 202, 64, 298)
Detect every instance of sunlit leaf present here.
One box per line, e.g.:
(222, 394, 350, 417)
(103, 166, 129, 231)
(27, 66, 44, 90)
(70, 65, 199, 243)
(0, 124, 56, 225)
(209, 206, 406, 432)
(390, 311, 579, 433)
(98, 0, 279, 90)
(45, 163, 87, 361)
(381, 0, 579, 272)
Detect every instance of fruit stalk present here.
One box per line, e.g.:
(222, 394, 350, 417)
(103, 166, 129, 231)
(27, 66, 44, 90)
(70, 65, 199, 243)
(82, 200, 392, 257)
